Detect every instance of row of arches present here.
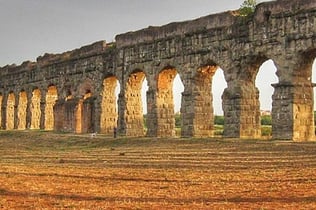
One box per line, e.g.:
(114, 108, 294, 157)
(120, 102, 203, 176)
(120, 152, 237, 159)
(0, 56, 315, 140)
(0, 86, 58, 131)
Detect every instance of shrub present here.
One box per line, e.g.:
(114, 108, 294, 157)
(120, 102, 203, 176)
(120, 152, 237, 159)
(239, 0, 257, 16)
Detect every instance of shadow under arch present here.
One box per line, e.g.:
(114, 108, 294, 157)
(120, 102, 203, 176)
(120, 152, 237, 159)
(100, 75, 120, 135)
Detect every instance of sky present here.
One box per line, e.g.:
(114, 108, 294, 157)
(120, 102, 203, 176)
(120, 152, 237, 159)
(0, 0, 315, 115)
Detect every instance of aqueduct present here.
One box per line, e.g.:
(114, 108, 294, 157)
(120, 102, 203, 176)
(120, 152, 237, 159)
(0, 0, 315, 141)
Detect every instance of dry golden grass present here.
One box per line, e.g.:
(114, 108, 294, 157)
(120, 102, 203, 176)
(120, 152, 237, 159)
(1, 130, 316, 209)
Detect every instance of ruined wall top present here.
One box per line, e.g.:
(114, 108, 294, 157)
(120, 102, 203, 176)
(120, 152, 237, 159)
(0, 0, 315, 75)
(36, 41, 109, 67)
(115, 11, 236, 48)
(116, 0, 316, 48)
(0, 40, 111, 74)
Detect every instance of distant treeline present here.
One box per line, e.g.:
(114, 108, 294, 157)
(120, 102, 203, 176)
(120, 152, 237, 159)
(144, 112, 316, 127)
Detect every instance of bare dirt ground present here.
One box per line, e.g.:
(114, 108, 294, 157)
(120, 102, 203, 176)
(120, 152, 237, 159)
(1, 131, 316, 209)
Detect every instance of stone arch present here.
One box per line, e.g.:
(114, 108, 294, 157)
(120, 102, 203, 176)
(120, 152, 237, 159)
(17, 90, 27, 130)
(6, 92, 15, 130)
(45, 85, 58, 130)
(269, 50, 316, 141)
(78, 78, 94, 99)
(156, 67, 178, 137)
(30, 88, 41, 129)
(100, 76, 119, 134)
(222, 56, 269, 139)
(65, 87, 74, 100)
(124, 70, 147, 136)
(76, 78, 95, 133)
(181, 61, 220, 137)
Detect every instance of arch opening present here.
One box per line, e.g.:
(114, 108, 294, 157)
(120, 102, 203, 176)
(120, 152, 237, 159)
(255, 59, 278, 138)
(30, 89, 41, 129)
(76, 85, 94, 134)
(45, 86, 58, 130)
(17, 91, 27, 130)
(212, 68, 227, 136)
(125, 71, 147, 136)
(65, 89, 73, 101)
(100, 76, 120, 134)
(173, 74, 184, 136)
(6, 92, 15, 130)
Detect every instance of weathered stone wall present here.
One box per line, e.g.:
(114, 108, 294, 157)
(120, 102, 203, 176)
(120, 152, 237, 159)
(0, 0, 315, 141)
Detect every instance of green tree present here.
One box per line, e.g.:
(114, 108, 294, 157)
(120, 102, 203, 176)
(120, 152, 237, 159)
(214, 115, 224, 125)
(261, 115, 272, 125)
(239, 0, 257, 16)
(175, 113, 181, 128)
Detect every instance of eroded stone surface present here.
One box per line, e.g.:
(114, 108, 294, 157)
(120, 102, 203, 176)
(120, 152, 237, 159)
(0, 0, 315, 141)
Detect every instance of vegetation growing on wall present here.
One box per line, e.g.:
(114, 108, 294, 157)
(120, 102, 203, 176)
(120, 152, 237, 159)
(239, 0, 257, 16)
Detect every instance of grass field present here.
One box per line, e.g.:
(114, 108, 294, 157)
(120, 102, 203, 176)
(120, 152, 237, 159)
(1, 131, 316, 209)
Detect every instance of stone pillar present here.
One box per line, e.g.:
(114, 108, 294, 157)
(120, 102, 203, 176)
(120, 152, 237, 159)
(146, 82, 176, 138)
(185, 66, 216, 138)
(1, 93, 8, 130)
(53, 99, 66, 132)
(26, 91, 32, 129)
(30, 89, 41, 129)
(82, 97, 96, 133)
(222, 83, 261, 139)
(155, 69, 177, 137)
(53, 98, 81, 133)
(117, 92, 126, 136)
(6, 93, 16, 130)
(0, 95, 3, 130)
(146, 88, 158, 137)
(123, 72, 146, 137)
(14, 94, 19, 130)
(94, 96, 102, 133)
(181, 90, 195, 137)
(272, 82, 315, 141)
(271, 54, 315, 141)
(181, 81, 214, 137)
(75, 98, 83, 134)
(40, 90, 46, 130)
(100, 77, 118, 135)
(17, 91, 28, 130)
